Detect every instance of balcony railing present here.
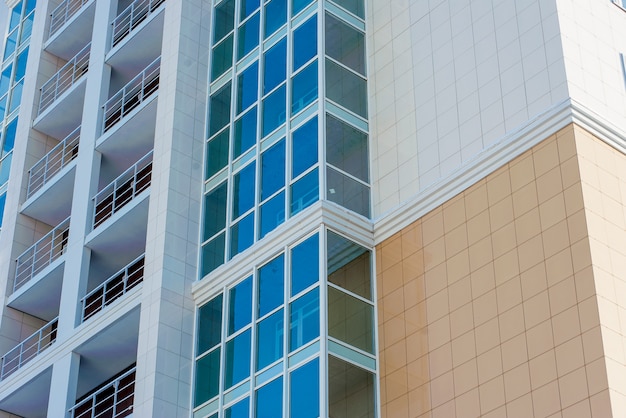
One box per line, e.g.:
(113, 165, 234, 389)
(81, 255, 144, 322)
(49, 0, 91, 38)
(93, 152, 152, 229)
(39, 43, 90, 115)
(0, 318, 57, 380)
(111, 0, 166, 48)
(70, 367, 136, 418)
(27, 126, 80, 198)
(102, 57, 160, 133)
(14, 217, 70, 293)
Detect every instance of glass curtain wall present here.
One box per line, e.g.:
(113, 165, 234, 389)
(0, 0, 36, 229)
(200, 0, 370, 278)
(193, 228, 376, 417)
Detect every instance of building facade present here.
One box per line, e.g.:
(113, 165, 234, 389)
(0, 0, 623, 417)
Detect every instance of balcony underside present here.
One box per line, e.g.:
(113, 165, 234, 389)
(0, 367, 51, 418)
(33, 78, 86, 139)
(45, 0, 96, 60)
(21, 162, 76, 226)
(7, 260, 64, 322)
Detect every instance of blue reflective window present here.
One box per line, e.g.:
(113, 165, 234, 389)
(0, 65, 12, 98)
(20, 12, 33, 44)
(3, 118, 17, 156)
(206, 129, 229, 179)
(224, 329, 251, 389)
(230, 212, 254, 256)
(264, 0, 286, 38)
(225, 397, 249, 418)
(258, 255, 284, 317)
(291, 234, 319, 296)
(197, 295, 223, 353)
(263, 38, 286, 95)
(292, 117, 317, 178)
(194, 348, 221, 407)
(290, 168, 318, 215)
(24, 0, 35, 15)
(259, 192, 285, 238)
(4, 29, 17, 61)
(290, 359, 319, 418)
(209, 82, 231, 136)
(331, 0, 364, 18)
(261, 139, 285, 200)
(256, 309, 284, 370)
(232, 162, 255, 218)
(291, 61, 317, 115)
(203, 182, 227, 241)
(0, 153, 11, 185)
(289, 288, 319, 351)
(241, 0, 260, 19)
(256, 377, 283, 418)
(0, 96, 7, 121)
(211, 35, 234, 81)
(201, 233, 225, 277)
(262, 85, 286, 137)
(233, 107, 257, 158)
(238, 12, 260, 59)
(214, 0, 235, 42)
(228, 277, 252, 334)
(8, 2, 22, 31)
(293, 16, 316, 71)
(14, 47, 28, 81)
(0, 193, 5, 228)
(237, 62, 258, 114)
(292, 0, 313, 16)
(9, 81, 23, 113)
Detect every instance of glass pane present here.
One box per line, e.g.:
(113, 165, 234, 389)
(325, 59, 367, 118)
(263, 38, 286, 95)
(258, 255, 284, 317)
(232, 162, 255, 218)
(259, 191, 285, 238)
(291, 61, 317, 115)
(203, 182, 228, 241)
(0, 64, 12, 97)
(262, 84, 286, 137)
(328, 356, 375, 418)
(8, 3, 21, 31)
(209, 82, 231, 137)
(237, 62, 259, 114)
(206, 129, 229, 179)
(225, 329, 251, 389)
(290, 168, 318, 216)
(201, 233, 225, 277)
(291, 234, 319, 296)
(292, 117, 317, 178)
(264, 0, 286, 38)
(9, 81, 23, 113)
(211, 35, 234, 81)
(214, 0, 236, 42)
(328, 286, 374, 353)
(24, 0, 35, 15)
(289, 288, 319, 351)
(3, 118, 17, 156)
(261, 139, 285, 200)
(241, 0, 260, 19)
(0, 193, 5, 228)
(327, 231, 371, 299)
(3, 29, 17, 60)
(230, 212, 254, 257)
(0, 153, 12, 185)
(233, 107, 257, 158)
(194, 348, 221, 407)
(197, 295, 223, 354)
(228, 276, 252, 334)
(256, 377, 283, 418)
(289, 359, 319, 418)
(293, 16, 316, 71)
(325, 13, 366, 75)
(326, 114, 368, 182)
(225, 397, 249, 418)
(0, 96, 7, 122)
(256, 309, 284, 370)
(330, 0, 364, 19)
(19, 13, 33, 45)
(292, 0, 313, 16)
(326, 166, 370, 218)
(237, 12, 260, 59)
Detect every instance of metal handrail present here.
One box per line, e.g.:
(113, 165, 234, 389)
(14, 217, 70, 293)
(92, 152, 153, 229)
(49, 0, 91, 38)
(69, 367, 136, 418)
(102, 57, 160, 133)
(111, 0, 165, 48)
(27, 126, 80, 198)
(0, 317, 58, 380)
(81, 255, 144, 322)
(39, 43, 90, 115)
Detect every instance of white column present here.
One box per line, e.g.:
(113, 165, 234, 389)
(46, 352, 80, 418)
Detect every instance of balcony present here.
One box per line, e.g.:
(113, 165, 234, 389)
(46, 0, 96, 60)
(82, 255, 144, 323)
(103, 57, 160, 134)
(0, 318, 58, 381)
(112, 0, 165, 48)
(70, 367, 135, 418)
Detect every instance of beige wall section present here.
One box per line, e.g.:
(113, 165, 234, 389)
(376, 123, 619, 417)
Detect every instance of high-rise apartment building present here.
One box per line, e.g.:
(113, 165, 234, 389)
(0, 0, 624, 417)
